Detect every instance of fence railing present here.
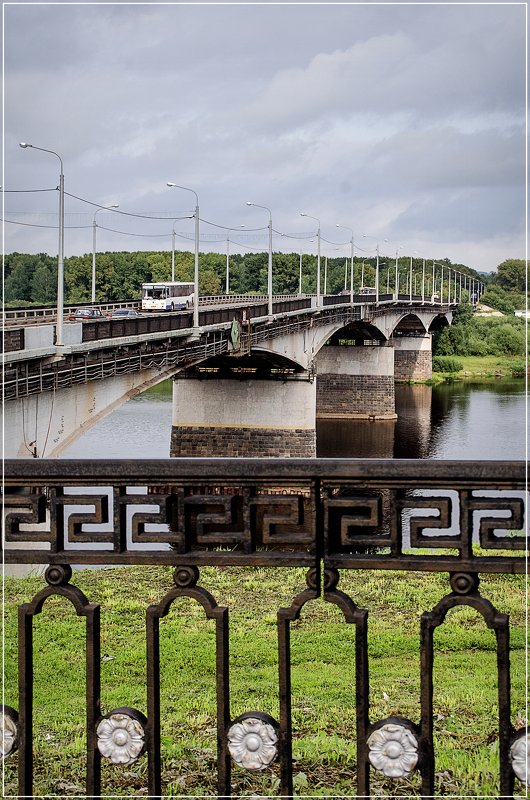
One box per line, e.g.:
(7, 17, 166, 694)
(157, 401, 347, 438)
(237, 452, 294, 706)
(3, 458, 527, 797)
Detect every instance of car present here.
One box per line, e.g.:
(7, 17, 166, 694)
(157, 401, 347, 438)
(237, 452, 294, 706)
(68, 308, 105, 321)
(108, 308, 140, 319)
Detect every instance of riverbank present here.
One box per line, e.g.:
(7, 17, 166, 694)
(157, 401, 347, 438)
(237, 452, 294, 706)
(3, 565, 526, 797)
(431, 354, 526, 383)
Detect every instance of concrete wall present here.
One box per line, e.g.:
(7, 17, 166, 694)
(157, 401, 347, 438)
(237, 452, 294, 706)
(315, 345, 396, 419)
(393, 334, 432, 382)
(171, 374, 316, 457)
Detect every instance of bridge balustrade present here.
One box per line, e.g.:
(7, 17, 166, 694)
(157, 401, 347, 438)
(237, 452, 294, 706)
(2, 457, 527, 797)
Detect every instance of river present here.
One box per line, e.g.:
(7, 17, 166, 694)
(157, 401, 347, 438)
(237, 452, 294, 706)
(60, 378, 526, 461)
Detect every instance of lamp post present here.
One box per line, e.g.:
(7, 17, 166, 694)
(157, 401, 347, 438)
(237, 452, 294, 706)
(225, 236, 231, 294)
(92, 204, 119, 302)
(409, 252, 417, 303)
(20, 142, 65, 345)
(393, 246, 404, 299)
(247, 202, 273, 316)
(422, 258, 426, 303)
(299, 245, 303, 295)
(300, 213, 321, 307)
(167, 183, 200, 328)
(336, 224, 354, 303)
(363, 234, 387, 304)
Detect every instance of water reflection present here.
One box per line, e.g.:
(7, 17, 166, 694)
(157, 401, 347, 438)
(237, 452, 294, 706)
(61, 378, 526, 461)
(317, 379, 525, 460)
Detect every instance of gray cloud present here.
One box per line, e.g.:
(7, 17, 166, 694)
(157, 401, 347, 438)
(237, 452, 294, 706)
(4, 3, 526, 271)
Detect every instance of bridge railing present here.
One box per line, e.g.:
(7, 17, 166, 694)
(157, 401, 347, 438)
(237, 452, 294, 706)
(3, 458, 527, 797)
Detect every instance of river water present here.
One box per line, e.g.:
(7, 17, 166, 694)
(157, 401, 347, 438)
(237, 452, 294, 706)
(60, 378, 526, 461)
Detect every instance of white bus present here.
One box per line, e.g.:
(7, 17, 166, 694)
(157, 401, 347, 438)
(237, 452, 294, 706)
(141, 281, 195, 312)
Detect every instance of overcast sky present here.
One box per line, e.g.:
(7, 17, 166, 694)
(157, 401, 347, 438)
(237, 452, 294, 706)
(3, 2, 526, 272)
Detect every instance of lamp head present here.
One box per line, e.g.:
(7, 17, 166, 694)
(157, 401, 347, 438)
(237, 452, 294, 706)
(19, 142, 30, 148)
(167, 182, 177, 187)
(246, 201, 253, 206)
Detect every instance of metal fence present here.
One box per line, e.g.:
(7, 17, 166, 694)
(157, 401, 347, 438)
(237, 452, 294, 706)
(2, 458, 527, 797)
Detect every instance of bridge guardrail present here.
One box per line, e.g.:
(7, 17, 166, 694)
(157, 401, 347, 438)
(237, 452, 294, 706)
(2, 457, 527, 797)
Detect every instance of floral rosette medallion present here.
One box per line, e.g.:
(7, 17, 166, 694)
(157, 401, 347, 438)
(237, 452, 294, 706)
(367, 720, 419, 778)
(227, 711, 279, 770)
(96, 707, 147, 765)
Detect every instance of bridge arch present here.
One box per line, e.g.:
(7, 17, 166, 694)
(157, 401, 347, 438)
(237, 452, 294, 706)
(5, 366, 180, 459)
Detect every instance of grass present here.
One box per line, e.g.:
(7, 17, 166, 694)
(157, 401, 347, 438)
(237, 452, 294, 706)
(2, 566, 527, 798)
(429, 354, 526, 383)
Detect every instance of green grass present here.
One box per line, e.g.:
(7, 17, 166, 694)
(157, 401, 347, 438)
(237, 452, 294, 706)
(432, 355, 525, 380)
(2, 566, 527, 797)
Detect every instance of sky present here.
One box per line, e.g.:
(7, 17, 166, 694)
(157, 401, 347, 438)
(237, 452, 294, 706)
(3, 2, 527, 273)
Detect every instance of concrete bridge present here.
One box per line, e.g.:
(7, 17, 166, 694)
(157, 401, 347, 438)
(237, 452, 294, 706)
(3, 294, 454, 458)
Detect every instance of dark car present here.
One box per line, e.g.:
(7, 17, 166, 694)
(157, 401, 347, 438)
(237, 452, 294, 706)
(68, 308, 105, 321)
(108, 308, 140, 319)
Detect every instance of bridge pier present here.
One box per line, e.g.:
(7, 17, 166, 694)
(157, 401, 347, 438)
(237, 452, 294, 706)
(393, 333, 432, 382)
(315, 344, 397, 420)
(171, 371, 316, 457)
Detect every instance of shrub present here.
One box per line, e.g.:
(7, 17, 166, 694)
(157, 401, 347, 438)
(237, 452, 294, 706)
(432, 356, 464, 373)
(487, 323, 526, 356)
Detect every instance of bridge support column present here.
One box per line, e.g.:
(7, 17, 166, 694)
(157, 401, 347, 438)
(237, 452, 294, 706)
(171, 373, 316, 457)
(315, 344, 396, 419)
(393, 334, 432, 382)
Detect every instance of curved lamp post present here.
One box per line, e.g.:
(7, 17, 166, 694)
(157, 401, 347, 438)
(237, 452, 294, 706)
(409, 251, 418, 303)
(167, 182, 200, 328)
(336, 224, 354, 303)
(247, 202, 273, 316)
(300, 213, 321, 307)
(225, 226, 245, 295)
(20, 142, 65, 345)
(362, 234, 387, 304)
(92, 205, 119, 302)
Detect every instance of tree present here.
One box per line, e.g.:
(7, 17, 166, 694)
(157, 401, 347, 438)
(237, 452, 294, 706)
(494, 259, 526, 294)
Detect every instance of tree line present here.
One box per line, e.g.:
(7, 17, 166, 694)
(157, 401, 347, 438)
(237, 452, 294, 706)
(4, 249, 488, 307)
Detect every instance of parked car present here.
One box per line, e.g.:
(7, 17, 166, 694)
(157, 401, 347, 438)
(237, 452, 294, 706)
(108, 308, 140, 319)
(68, 308, 105, 321)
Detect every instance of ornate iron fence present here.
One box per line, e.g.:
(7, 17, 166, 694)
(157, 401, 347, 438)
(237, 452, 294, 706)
(2, 458, 528, 797)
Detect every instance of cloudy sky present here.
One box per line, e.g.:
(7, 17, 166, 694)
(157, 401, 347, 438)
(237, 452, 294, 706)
(3, 2, 526, 272)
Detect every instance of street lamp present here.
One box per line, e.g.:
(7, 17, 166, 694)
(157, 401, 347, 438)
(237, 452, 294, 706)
(92, 204, 119, 302)
(300, 213, 321, 307)
(167, 182, 200, 328)
(247, 202, 273, 316)
(362, 235, 387, 304)
(20, 142, 65, 345)
(225, 226, 245, 295)
(336, 224, 354, 303)
(409, 251, 417, 303)
(393, 246, 404, 299)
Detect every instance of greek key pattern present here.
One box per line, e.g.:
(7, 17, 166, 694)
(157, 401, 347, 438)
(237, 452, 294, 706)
(2, 480, 526, 568)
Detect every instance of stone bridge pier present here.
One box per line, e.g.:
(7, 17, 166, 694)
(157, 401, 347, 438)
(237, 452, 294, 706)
(170, 356, 316, 457)
(393, 333, 433, 382)
(316, 343, 397, 420)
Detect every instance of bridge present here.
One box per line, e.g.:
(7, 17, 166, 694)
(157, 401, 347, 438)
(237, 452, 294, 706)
(3, 292, 454, 458)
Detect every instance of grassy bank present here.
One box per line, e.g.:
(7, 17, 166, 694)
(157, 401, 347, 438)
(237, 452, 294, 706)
(3, 565, 526, 797)
(430, 354, 526, 383)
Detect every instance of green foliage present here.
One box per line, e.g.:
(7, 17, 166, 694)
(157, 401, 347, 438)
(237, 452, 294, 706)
(432, 356, 463, 373)
(487, 322, 527, 355)
(434, 304, 526, 359)
(494, 258, 526, 293)
(483, 258, 527, 313)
